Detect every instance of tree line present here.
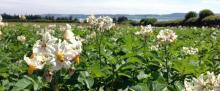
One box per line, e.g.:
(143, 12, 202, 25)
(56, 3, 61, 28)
(138, 9, 220, 27)
(0, 13, 80, 23)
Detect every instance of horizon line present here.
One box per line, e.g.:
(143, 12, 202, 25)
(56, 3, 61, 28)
(1, 12, 220, 15)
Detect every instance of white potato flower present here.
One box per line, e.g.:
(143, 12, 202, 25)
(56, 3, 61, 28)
(149, 45, 159, 51)
(182, 47, 198, 55)
(156, 29, 177, 44)
(214, 74, 220, 88)
(47, 24, 56, 33)
(32, 31, 57, 53)
(64, 24, 74, 41)
(211, 32, 217, 39)
(86, 32, 96, 39)
(97, 16, 114, 31)
(86, 15, 97, 25)
(207, 71, 216, 85)
(67, 36, 83, 61)
(193, 27, 197, 30)
(49, 40, 77, 71)
(33, 24, 41, 28)
(0, 15, 2, 22)
(86, 15, 114, 32)
(184, 80, 193, 91)
(184, 71, 220, 91)
(24, 54, 47, 75)
(17, 35, 26, 44)
(63, 24, 82, 64)
(23, 25, 83, 75)
(19, 15, 26, 20)
(135, 25, 153, 37)
(193, 74, 207, 91)
(0, 22, 5, 27)
(68, 38, 82, 52)
(66, 24, 72, 30)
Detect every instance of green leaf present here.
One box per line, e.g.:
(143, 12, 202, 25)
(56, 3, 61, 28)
(24, 76, 39, 91)
(152, 81, 166, 91)
(90, 64, 105, 77)
(118, 73, 132, 78)
(137, 71, 148, 80)
(12, 78, 32, 91)
(85, 78, 94, 89)
(131, 84, 150, 91)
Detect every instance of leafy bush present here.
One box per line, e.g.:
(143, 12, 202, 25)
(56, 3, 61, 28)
(117, 16, 128, 23)
(184, 11, 197, 21)
(198, 9, 214, 21)
(154, 20, 183, 26)
(202, 15, 220, 26)
(183, 17, 198, 26)
(128, 20, 140, 26)
(140, 18, 157, 25)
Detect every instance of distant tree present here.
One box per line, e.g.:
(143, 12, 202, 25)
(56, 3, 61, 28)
(1, 13, 19, 19)
(56, 17, 69, 20)
(45, 16, 54, 20)
(140, 18, 157, 25)
(184, 11, 197, 21)
(68, 16, 72, 20)
(112, 17, 117, 23)
(199, 9, 214, 20)
(117, 16, 128, 23)
(72, 18, 80, 23)
(26, 15, 42, 20)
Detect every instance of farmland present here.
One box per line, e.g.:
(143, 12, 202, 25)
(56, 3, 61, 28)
(0, 15, 220, 91)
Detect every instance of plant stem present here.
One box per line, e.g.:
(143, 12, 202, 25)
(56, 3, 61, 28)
(164, 45, 169, 85)
(98, 32, 103, 68)
(51, 72, 59, 91)
(144, 36, 147, 53)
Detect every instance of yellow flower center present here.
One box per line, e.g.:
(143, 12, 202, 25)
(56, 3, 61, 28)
(158, 38, 164, 43)
(73, 55, 80, 64)
(28, 65, 36, 75)
(170, 35, 176, 42)
(56, 51, 64, 62)
(165, 32, 171, 36)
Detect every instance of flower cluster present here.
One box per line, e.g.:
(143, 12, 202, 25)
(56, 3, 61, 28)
(24, 24, 83, 77)
(149, 45, 159, 51)
(0, 15, 2, 22)
(86, 15, 96, 26)
(17, 35, 26, 44)
(185, 71, 220, 91)
(211, 31, 217, 40)
(0, 15, 7, 27)
(135, 25, 153, 37)
(86, 31, 96, 39)
(182, 47, 198, 55)
(19, 15, 26, 20)
(156, 29, 177, 44)
(86, 15, 115, 32)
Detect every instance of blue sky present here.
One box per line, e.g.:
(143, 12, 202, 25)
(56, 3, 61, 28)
(0, 0, 220, 14)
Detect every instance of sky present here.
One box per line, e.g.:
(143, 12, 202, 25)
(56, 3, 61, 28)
(0, 0, 220, 14)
